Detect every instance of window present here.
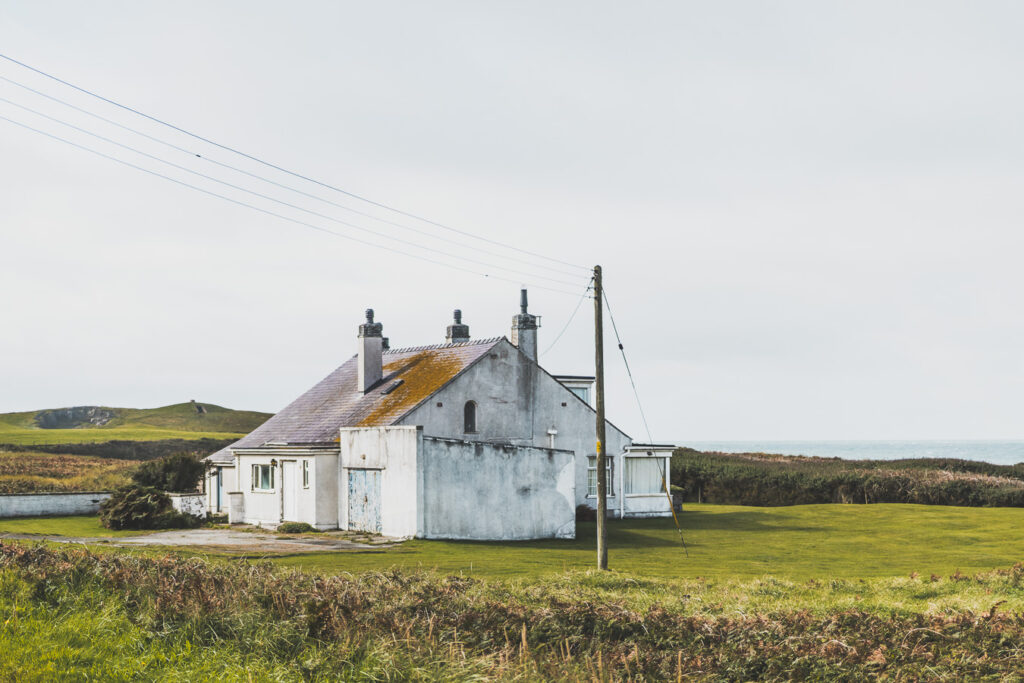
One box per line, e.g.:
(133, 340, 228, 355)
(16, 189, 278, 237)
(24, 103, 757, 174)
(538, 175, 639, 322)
(570, 386, 589, 404)
(587, 456, 614, 497)
(252, 463, 274, 491)
(625, 458, 665, 495)
(464, 400, 477, 433)
(302, 460, 310, 488)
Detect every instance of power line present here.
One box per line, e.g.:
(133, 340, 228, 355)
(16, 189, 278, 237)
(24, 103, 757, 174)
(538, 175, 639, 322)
(0, 52, 591, 273)
(603, 288, 653, 443)
(603, 284, 687, 556)
(540, 278, 593, 356)
(0, 93, 583, 289)
(0, 112, 585, 297)
(0, 74, 583, 280)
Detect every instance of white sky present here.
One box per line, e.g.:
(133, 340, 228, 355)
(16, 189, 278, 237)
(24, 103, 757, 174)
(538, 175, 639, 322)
(1, 2, 1022, 440)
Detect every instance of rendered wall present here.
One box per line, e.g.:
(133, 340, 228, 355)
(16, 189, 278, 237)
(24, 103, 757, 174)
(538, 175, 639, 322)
(168, 493, 206, 518)
(0, 491, 111, 518)
(400, 338, 632, 513)
(419, 437, 575, 540)
(338, 426, 420, 538)
(233, 450, 337, 528)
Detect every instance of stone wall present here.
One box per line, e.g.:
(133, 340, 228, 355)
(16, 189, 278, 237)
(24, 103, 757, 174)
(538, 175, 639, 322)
(0, 491, 112, 518)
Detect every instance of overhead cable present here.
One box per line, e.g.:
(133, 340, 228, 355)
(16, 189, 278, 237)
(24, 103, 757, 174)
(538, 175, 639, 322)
(0, 53, 591, 272)
(540, 277, 593, 357)
(0, 113, 584, 297)
(0, 74, 582, 280)
(0, 94, 582, 289)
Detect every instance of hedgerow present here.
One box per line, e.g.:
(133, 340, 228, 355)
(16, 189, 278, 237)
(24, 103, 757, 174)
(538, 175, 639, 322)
(672, 449, 1024, 507)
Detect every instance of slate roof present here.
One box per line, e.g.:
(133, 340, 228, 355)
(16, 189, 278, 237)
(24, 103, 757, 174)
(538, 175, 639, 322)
(206, 337, 503, 458)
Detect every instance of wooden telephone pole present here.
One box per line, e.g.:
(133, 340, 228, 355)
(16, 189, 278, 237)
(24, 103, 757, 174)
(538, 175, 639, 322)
(594, 265, 608, 570)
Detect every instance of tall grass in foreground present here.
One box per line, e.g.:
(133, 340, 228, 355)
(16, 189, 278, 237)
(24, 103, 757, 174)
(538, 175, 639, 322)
(3, 543, 1024, 680)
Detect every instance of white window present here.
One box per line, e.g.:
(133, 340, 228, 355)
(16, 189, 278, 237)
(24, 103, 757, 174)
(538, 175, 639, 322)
(587, 456, 614, 497)
(252, 464, 275, 491)
(302, 460, 310, 488)
(570, 386, 589, 404)
(625, 457, 665, 495)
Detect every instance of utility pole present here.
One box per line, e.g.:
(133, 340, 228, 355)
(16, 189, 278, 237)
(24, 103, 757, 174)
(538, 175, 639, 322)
(594, 264, 608, 570)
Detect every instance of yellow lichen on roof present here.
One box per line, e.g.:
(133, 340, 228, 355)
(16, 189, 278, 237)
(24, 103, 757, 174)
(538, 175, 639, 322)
(356, 349, 468, 426)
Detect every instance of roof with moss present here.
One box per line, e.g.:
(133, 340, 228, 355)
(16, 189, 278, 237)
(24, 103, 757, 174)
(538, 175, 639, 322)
(208, 337, 504, 456)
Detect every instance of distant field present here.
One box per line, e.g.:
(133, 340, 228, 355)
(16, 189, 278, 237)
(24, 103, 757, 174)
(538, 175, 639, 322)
(0, 450, 137, 493)
(0, 426, 246, 446)
(0, 402, 268, 446)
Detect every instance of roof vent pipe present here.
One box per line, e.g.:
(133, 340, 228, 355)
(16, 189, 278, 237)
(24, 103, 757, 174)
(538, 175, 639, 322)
(358, 308, 384, 393)
(446, 309, 470, 344)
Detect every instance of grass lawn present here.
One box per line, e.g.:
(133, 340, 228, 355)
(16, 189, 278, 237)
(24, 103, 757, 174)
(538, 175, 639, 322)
(0, 515, 143, 538)
(7, 504, 1024, 580)
(269, 503, 1024, 579)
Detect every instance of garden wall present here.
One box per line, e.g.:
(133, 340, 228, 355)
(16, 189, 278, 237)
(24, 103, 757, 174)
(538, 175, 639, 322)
(0, 491, 112, 517)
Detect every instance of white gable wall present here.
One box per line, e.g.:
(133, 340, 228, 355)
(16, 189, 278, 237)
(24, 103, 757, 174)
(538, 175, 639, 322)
(398, 338, 632, 514)
(339, 426, 421, 538)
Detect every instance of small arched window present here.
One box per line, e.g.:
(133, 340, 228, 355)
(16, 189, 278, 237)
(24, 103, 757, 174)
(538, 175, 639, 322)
(464, 400, 477, 433)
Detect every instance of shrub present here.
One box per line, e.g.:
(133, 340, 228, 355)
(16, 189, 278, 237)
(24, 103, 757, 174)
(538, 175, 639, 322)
(575, 504, 596, 522)
(131, 452, 205, 493)
(671, 449, 1024, 508)
(277, 521, 315, 534)
(99, 485, 202, 530)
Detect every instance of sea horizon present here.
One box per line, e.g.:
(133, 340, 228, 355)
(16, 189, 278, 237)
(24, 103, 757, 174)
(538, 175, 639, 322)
(678, 440, 1024, 466)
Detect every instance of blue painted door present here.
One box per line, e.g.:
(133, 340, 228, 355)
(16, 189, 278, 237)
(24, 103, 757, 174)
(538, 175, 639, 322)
(347, 469, 381, 533)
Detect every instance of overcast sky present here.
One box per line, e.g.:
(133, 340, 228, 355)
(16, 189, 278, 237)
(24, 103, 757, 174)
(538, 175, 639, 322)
(1, 2, 1022, 440)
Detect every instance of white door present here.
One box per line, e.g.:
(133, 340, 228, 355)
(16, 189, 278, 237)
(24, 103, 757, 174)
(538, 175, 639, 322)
(282, 461, 299, 521)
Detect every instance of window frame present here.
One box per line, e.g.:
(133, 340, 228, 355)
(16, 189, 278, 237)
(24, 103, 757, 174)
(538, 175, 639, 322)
(251, 463, 275, 492)
(463, 400, 478, 434)
(586, 455, 615, 498)
(302, 459, 310, 488)
(623, 456, 669, 496)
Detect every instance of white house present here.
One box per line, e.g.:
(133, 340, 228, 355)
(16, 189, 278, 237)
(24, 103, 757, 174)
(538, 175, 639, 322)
(205, 291, 673, 539)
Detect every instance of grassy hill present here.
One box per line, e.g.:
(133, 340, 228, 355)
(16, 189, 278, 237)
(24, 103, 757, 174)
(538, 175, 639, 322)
(0, 402, 271, 446)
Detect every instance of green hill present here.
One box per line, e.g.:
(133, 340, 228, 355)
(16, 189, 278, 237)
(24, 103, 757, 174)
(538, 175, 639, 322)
(0, 402, 271, 446)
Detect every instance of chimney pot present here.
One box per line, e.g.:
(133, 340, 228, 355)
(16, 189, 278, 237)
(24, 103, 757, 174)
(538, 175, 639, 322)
(446, 308, 470, 344)
(511, 289, 540, 362)
(357, 308, 384, 392)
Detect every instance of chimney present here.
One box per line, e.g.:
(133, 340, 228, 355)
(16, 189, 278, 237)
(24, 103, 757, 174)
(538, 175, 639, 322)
(511, 288, 539, 362)
(446, 309, 470, 344)
(357, 308, 383, 393)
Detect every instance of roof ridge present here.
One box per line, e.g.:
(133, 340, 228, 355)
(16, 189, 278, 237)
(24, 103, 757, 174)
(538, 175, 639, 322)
(383, 337, 503, 355)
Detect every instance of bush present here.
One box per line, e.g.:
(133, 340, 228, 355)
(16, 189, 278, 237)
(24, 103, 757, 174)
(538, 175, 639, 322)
(131, 452, 205, 493)
(671, 449, 1024, 508)
(575, 504, 596, 522)
(277, 521, 315, 534)
(99, 485, 202, 530)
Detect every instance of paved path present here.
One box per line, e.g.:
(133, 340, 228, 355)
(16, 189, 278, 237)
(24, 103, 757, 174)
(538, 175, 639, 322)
(0, 528, 398, 554)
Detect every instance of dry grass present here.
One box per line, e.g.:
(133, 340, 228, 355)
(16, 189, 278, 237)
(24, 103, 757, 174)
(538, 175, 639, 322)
(0, 450, 137, 493)
(4, 543, 1024, 680)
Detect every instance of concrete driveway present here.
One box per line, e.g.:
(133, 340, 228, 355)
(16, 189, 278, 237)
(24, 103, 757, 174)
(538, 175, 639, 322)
(0, 527, 399, 554)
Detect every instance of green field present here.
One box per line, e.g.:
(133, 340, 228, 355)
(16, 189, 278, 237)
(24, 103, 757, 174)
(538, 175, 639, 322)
(0, 515, 144, 538)
(0, 402, 269, 446)
(6, 504, 1023, 582)
(269, 503, 1024, 580)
